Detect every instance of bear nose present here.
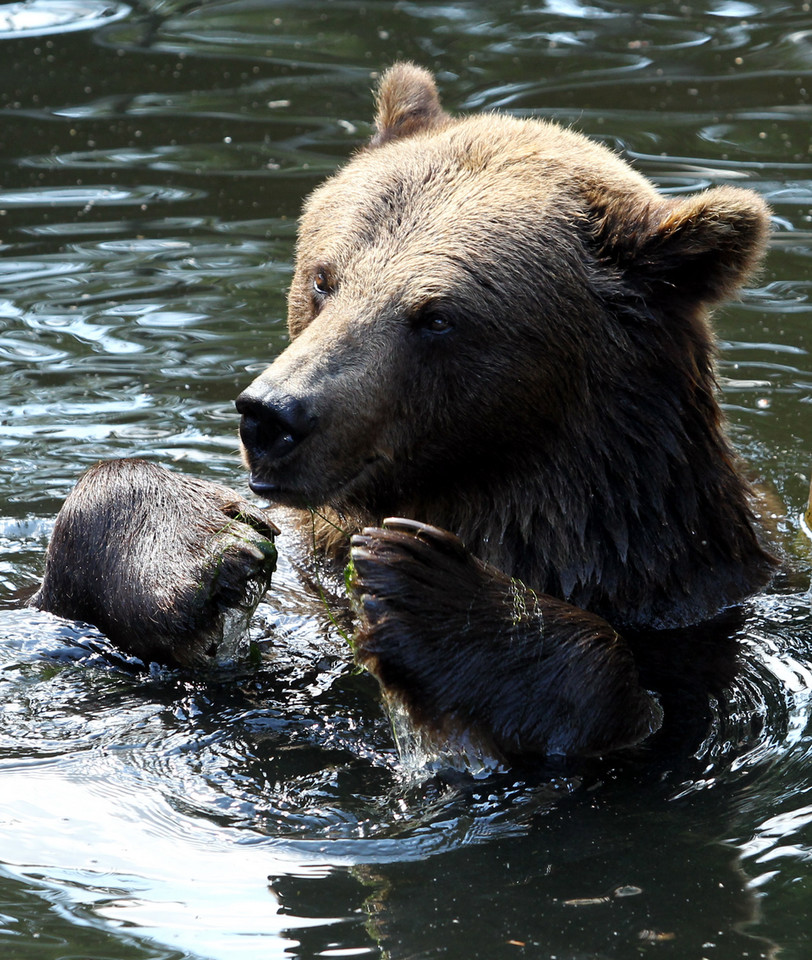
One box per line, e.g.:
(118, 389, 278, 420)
(236, 389, 316, 462)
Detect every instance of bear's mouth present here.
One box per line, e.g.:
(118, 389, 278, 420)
(247, 453, 387, 511)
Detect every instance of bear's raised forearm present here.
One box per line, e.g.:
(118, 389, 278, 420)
(350, 519, 661, 765)
(30, 459, 278, 667)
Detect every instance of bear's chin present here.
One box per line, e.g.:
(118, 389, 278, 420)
(247, 452, 392, 519)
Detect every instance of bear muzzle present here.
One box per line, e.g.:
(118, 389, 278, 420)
(235, 388, 317, 495)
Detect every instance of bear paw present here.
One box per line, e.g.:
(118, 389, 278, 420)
(350, 518, 661, 764)
(30, 459, 279, 667)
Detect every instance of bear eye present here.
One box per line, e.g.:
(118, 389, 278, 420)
(312, 268, 334, 299)
(417, 305, 454, 335)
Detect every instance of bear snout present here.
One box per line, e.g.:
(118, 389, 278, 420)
(235, 389, 317, 489)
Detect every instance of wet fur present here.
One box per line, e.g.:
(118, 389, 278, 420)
(351, 519, 661, 761)
(31, 459, 278, 667)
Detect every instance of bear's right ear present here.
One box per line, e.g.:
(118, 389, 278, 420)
(370, 62, 449, 147)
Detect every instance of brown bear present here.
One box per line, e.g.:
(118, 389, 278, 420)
(34, 63, 778, 761)
(233, 62, 776, 756)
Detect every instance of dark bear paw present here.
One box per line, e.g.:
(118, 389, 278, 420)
(350, 518, 661, 765)
(30, 459, 279, 667)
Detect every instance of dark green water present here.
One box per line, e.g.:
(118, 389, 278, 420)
(0, 1, 811, 958)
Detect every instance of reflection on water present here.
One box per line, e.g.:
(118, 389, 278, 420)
(0, 1, 131, 40)
(0, 1, 811, 958)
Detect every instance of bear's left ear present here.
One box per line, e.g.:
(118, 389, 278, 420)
(592, 186, 771, 306)
(370, 62, 449, 148)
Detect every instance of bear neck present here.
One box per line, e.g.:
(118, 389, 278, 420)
(411, 372, 775, 630)
(441, 460, 772, 632)
(375, 324, 772, 630)
(314, 427, 773, 633)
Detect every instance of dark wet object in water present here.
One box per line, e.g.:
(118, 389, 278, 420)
(29, 459, 278, 667)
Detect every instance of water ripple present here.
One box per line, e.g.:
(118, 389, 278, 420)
(0, 184, 203, 208)
(0, 1, 131, 40)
